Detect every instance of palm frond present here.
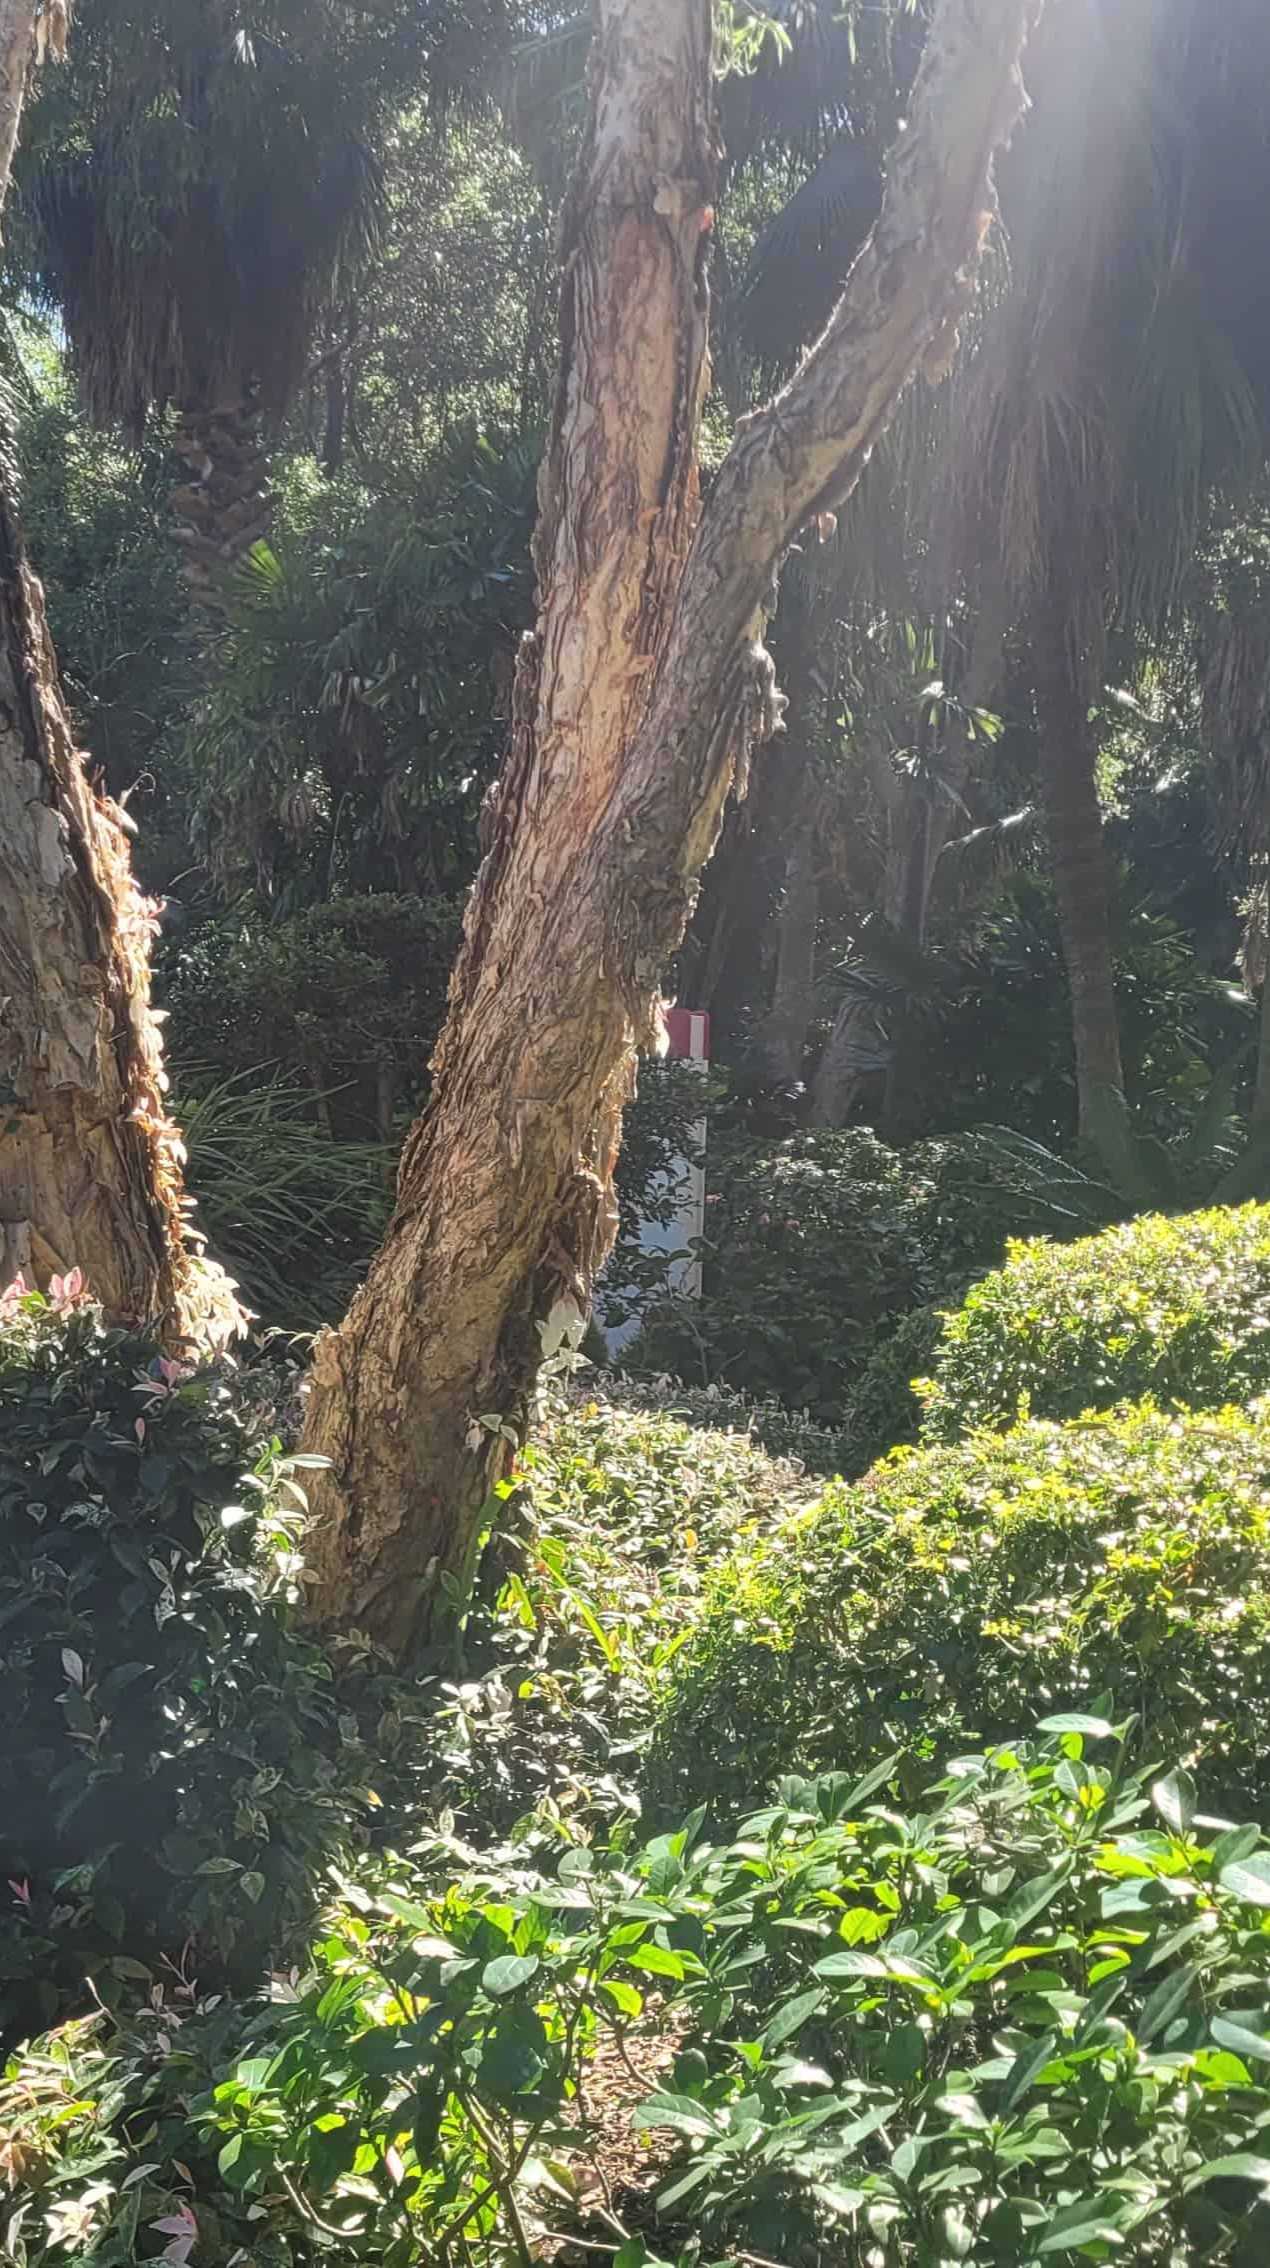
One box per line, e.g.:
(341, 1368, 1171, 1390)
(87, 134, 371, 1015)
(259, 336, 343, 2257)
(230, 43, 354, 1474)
(14, 0, 503, 430)
(932, 803, 1038, 911)
(937, 0, 1270, 653)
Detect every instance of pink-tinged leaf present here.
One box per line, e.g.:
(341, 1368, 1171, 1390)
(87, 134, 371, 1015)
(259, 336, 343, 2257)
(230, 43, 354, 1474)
(135, 1417, 147, 1442)
(151, 2205, 197, 2237)
(64, 1267, 84, 1299)
(8, 1878, 31, 1905)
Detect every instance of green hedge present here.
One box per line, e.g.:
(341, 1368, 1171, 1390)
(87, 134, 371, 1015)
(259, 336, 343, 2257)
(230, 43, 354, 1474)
(920, 1202, 1270, 1441)
(654, 1399, 1270, 1820)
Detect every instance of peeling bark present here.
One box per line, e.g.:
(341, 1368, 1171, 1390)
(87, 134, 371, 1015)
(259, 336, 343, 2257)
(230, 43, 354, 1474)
(0, 2, 32, 195)
(0, 2, 241, 1344)
(301, 0, 1041, 1658)
(0, 496, 241, 1341)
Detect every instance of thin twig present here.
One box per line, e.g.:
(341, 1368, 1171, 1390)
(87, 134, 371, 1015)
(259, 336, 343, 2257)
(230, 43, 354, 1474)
(278, 2166, 366, 2244)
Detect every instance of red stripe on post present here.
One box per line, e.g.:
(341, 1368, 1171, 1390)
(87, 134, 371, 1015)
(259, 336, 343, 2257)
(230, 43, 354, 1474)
(664, 1008, 709, 1060)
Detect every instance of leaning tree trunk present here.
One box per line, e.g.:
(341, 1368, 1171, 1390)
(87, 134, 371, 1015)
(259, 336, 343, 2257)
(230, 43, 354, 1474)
(171, 395, 273, 621)
(300, 0, 1041, 1658)
(0, 3, 240, 1345)
(1032, 588, 1142, 1195)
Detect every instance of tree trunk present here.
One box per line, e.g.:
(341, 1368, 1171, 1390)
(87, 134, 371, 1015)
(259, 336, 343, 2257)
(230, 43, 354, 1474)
(299, 0, 1041, 1659)
(811, 788, 917, 1131)
(171, 396, 273, 621)
(881, 784, 935, 1139)
(1031, 590, 1142, 1194)
(0, 4, 240, 1346)
(757, 580, 823, 1085)
(812, 590, 1009, 1130)
(762, 805, 820, 1085)
(1217, 887, 1270, 1201)
(811, 988, 888, 1126)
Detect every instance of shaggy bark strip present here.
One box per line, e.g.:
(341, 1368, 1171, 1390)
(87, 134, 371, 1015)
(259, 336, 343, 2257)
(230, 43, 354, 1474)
(0, 0, 240, 1343)
(301, 0, 1041, 1657)
(0, 489, 239, 1340)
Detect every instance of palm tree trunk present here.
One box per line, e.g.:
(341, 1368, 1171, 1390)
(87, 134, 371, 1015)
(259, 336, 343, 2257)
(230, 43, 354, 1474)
(171, 396, 272, 621)
(811, 990, 888, 1125)
(762, 806, 820, 1084)
(758, 581, 822, 1085)
(814, 596, 1011, 1130)
(881, 786, 934, 1138)
(297, 0, 1039, 1659)
(1031, 591, 1141, 1193)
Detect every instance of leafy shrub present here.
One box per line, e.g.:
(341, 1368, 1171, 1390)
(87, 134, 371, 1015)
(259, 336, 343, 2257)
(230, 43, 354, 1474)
(9, 1721, 1270, 2265)
(655, 1400, 1270, 1820)
(160, 894, 462, 1142)
(628, 1127, 1114, 1423)
(598, 1369, 855, 1475)
(921, 1202, 1270, 1441)
(635, 1720, 1270, 2265)
(628, 1129, 941, 1417)
(419, 1395, 815, 1834)
(0, 1286, 367, 2039)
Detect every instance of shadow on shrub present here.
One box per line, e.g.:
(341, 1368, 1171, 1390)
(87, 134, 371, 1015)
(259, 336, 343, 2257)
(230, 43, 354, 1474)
(0, 1284, 368, 2044)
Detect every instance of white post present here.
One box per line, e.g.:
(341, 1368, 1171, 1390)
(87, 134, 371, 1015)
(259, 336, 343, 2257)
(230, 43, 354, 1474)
(600, 1007, 709, 1353)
